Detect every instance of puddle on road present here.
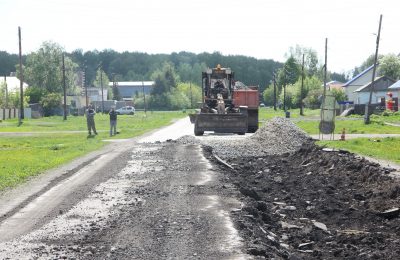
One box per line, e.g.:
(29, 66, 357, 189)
(199, 195, 247, 259)
(195, 146, 214, 186)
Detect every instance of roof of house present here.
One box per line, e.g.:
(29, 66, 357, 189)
(108, 81, 154, 87)
(354, 75, 396, 92)
(0, 76, 29, 92)
(388, 80, 400, 90)
(342, 64, 375, 87)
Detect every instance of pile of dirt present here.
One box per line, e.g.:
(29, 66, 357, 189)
(204, 117, 313, 159)
(210, 144, 400, 259)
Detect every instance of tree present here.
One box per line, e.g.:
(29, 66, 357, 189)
(151, 62, 179, 96)
(176, 82, 202, 108)
(25, 86, 47, 104)
(24, 41, 78, 94)
(93, 69, 110, 89)
(279, 83, 296, 109)
(262, 85, 277, 107)
(0, 51, 20, 76)
(288, 76, 322, 109)
(331, 88, 346, 103)
(352, 53, 384, 78)
(112, 86, 122, 101)
(304, 88, 324, 109)
(277, 56, 301, 88)
(40, 93, 62, 116)
(286, 45, 319, 77)
(378, 53, 400, 80)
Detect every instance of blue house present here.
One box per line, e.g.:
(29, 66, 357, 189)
(342, 65, 379, 103)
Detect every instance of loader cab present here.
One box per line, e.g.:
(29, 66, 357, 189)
(202, 65, 234, 109)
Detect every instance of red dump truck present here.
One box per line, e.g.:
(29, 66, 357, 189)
(189, 65, 259, 135)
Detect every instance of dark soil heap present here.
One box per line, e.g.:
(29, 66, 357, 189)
(215, 144, 400, 259)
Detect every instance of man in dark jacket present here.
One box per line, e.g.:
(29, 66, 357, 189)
(86, 105, 97, 135)
(109, 107, 118, 136)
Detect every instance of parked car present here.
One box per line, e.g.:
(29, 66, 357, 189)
(115, 106, 135, 115)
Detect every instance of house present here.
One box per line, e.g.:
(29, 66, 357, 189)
(0, 75, 29, 93)
(353, 75, 396, 104)
(323, 80, 344, 90)
(342, 65, 379, 102)
(66, 87, 108, 110)
(108, 81, 154, 101)
(86, 87, 108, 102)
(388, 80, 400, 110)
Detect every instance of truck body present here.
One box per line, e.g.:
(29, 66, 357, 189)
(189, 65, 259, 135)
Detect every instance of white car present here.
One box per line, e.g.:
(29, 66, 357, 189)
(115, 106, 135, 115)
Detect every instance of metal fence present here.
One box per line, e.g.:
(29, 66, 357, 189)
(0, 108, 32, 120)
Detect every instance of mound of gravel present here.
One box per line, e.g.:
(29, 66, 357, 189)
(251, 117, 312, 153)
(204, 117, 313, 159)
(174, 135, 200, 145)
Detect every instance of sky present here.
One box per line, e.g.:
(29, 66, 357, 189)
(1, 0, 399, 73)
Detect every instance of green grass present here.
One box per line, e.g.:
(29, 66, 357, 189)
(0, 134, 105, 190)
(258, 107, 320, 121)
(259, 108, 400, 164)
(0, 111, 187, 190)
(318, 137, 400, 164)
(295, 117, 400, 135)
(259, 108, 400, 135)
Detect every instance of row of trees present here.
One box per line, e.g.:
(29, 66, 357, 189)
(263, 45, 400, 110)
(5, 41, 399, 113)
(0, 42, 286, 111)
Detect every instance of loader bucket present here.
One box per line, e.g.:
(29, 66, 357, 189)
(194, 113, 248, 135)
(189, 113, 197, 124)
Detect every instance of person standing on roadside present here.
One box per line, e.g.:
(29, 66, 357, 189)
(86, 104, 98, 135)
(109, 107, 118, 136)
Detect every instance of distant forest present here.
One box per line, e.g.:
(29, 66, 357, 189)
(0, 49, 351, 96)
(1, 50, 279, 92)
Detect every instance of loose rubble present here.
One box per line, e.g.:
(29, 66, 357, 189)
(202, 117, 313, 159)
(204, 118, 400, 259)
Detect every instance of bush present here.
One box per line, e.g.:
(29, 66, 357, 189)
(40, 93, 62, 116)
(381, 110, 393, 116)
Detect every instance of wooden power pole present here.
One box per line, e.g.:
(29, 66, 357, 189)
(62, 53, 67, 120)
(365, 14, 382, 124)
(300, 53, 305, 116)
(18, 26, 24, 123)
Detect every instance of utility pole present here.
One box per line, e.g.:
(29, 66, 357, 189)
(300, 53, 305, 116)
(84, 65, 88, 108)
(62, 53, 67, 120)
(18, 26, 24, 123)
(142, 78, 147, 115)
(190, 81, 193, 108)
(283, 71, 287, 111)
(323, 38, 328, 99)
(112, 73, 116, 98)
(273, 72, 277, 111)
(4, 76, 8, 108)
(365, 14, 382, 124)
(100, 69, 104, 113)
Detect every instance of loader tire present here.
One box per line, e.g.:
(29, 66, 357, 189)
(194, 123, 204, 136)
(248, 127, 258, 133)
(194, 129, 204, 136)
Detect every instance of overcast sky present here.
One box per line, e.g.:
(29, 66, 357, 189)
(1, 0, 399, 73)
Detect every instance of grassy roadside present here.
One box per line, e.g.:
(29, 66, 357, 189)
(318, 137, 400, 164)
(259, 107, 400, 165)
(0, 111, 187, 191)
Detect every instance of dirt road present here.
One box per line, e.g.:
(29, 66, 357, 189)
(0, 118, 250, 259)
